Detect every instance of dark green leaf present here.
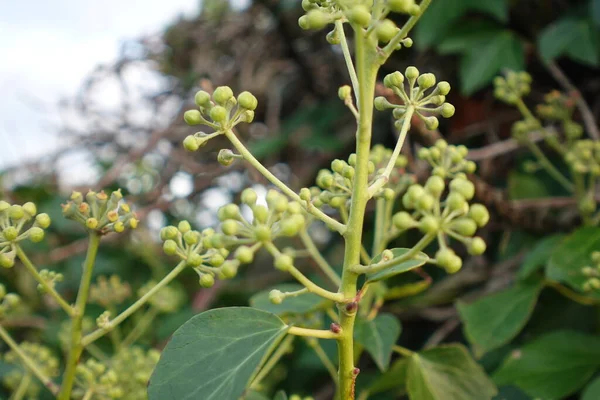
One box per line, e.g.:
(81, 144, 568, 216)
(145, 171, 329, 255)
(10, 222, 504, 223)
(148, 307, 289, 400)
(564, 20, 600, 66)
(407, 344, 498, 400)
(355, 313, 402, 371)
(492, 385, 531, 400)
(437, 21, 503, 55)
(460, 31, 524, 95)
(250, 284, 329, 316)
(538, 17, 580, 62)
(507, 171, 550, 200)
(494, 330, 600, 398)
(583, 376, 600, 400)
(367, 358, 409, 395)
(414, 0, 468, 49)
(517, 234, 565, 280)
(366, 248, 428, 283)
(593, 0, 600, 26)
(466, 0, 509, 22)
(245, 391, 270, 400)
(457, 280, 543, 356)
(546, 227, 600, 293)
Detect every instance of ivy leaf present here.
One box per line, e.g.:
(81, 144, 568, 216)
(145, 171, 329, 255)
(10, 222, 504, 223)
(583, 377, 600, 400)
(539, 17, 599, 66)
(407, 344, 498, 400)
(437, 21, 503, 55)
(546, 227, 600, 294)
(355, 313, 402, 371)
(507, 171, 549, 200)
(148, 307, 289, 400)
(494, 331, 600, 399)
(366, 248, 428, 284)
(457, 280, 543, 356)
(414, 0, 468, 49)
(564, 20, 600, 67)
(250, 284, 329, 316)
(517, 234, 565, 280)
(459, 31, 524, 95)
(465, 0, 509, 22)
(367, 358, 409, 395)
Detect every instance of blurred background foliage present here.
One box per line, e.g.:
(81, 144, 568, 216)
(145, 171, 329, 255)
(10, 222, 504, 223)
(1, 0, 600, 398)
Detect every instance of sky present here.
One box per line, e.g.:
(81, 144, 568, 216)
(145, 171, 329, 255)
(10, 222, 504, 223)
(0, 0, 249, 170)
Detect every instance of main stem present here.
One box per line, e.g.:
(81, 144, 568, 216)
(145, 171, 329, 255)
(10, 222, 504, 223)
(58, 232, 100, 400)
(336, 31, 378, 400)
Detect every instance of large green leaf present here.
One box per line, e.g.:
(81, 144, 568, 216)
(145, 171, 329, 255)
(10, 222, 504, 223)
(407, 344, 497, 400)
(494, 331, 600, 399)
(583, 377, 600, 400)
(355, 313, 402, 371)
(366, 248, 428, 283)
(249, 284, 329, 316)
(564, 20, 600, 67)
(538, 17, 581, 62)
(437, 21, 503, 55)
(517, 234, 565, 280)
(507, 171, 549, 201)
(546, 227, 600, 294)
(593, 0, 600, 26)
(148, 307, 289, 400)
(414, 0, 467, 49)
(457, 280, 543, 356)
(459, 31, 524, 95)
(367, 358, 409, 395)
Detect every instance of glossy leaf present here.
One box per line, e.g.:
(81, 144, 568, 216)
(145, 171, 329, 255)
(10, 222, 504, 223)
(366, 248, 428, 283)
(546, 227, 600, 293)
(494, 330, 600, 399)
(355, 313, 402, 371)
(148, 307, 289, 400)
(582, 377, 600, 400)
(517, 234, 565, 280)
(564, 20, 600, 67)
(458, 280, 543, 356)
(250, 283, 329, 316)
(407, 344, 497, 400)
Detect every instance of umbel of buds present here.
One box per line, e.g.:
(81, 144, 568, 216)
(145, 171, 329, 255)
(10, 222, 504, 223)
(61, 189, 138, 235)
(375, 67, 455, 130)
(0, 200, 51, 268)
(418, 139, 477, 179)
(3, 342, 59, 398)
(493, 71, 532, 105)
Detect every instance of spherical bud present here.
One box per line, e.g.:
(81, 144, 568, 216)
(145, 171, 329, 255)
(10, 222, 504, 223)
(252, 205, 269, 224)
(436, 81, 451, 96)
(405, 66, 419, 81)
(305, 9, 329, 30)
(326, 26, 341, 44)
(424, 116, 439, 130)
(416, 194, 435, 212)
(278, 218, 299, 237)
(329, 196, 345, 208)
(468, 204, 489, 227)
(221, 261, 238, 279)
(388, 0, 415, 13)
(28, 227, 45, 243)
(381, 249, 394, 262)
(178, 220, 192, 233)
(450, 178, 475, 200)
(376, 19, 398, 43)
(288, 201, 302, 214)
(402, 193, 414, 209)
(338, 85, 352, 101)
(213, 86, 234, 105)
(218, 149, 236, 166)
(0, 201, 9, 212)
(468, 237, 486, 255)
(220, 204, 240, 221)
(194, 90, 211, 107)
(409, 4, 421, 15)
(298, 15, 311, 30)
(209, 105, 228, 123)
(407, 184, 425, 202)
(160, 226, 179, 241)
(235, 246, 254, 264)
(113, 221, 125, 233)
(184, 110, 203, 125)
(275, 254, 293, 271)
(419, 216, 439, 233)
(402, 37, 414, 48)
(233, 92, 258, 112)
(449, 218, 477, 236)
(331, 159, 345, 174)
(384, 71, 404, 88)
(163, 240, 178, 256)
(317, 171, 334, 188)
(436, 248, 459, 271)
(465, 161, 477, 174)
(209, 253, 225, 267)
(446, 192, 466, 211)
(0, 254, 15, 269)
(241, 188, 258, 205)
(187, 253, 203, 267)
(2, 227, 18, 241)
(199, 274, 215, 288)
(374, 96, 394, 111)
(393, 212, 415, 230)
(183, 135, 200, 152)
(417, 73, 436, 90)
(300, 188, 312, 202)
(425, 176, 445, 196)
(347, 5, 371, 27)
(342, 165, 355, 180)
(8, 205, 24, 221)
(183, 230, 200, 245)
(269, 289, 284, 304)
(254, 225, 272, 242)
(382, 188, 395, 201)
(22, 202, 37, 217)
(221, 219, 239, 236)
(440, 103, 455, 118)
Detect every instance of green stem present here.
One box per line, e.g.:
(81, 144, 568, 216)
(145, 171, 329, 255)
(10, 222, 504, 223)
(10, 373, 31, 400)
(300, 229, 341, 286)
(121, 306, 159, 348)
(380, 0, 433, 59)
(308, 338, 338, 382)
(15, 247, 74, 316)
(58, 232, 101, 400)
(526, 141, 574, 192)
(372, 199, 387, 256)
(81, 260, 187, 347)
(336, 20, 360, 100)
(0, 325, 59, 395)
(250, 334, 294, 389)
(288, 326, 340, 340)
(82, 389, 94, 400)
(392, 344, 415, 357)
(224, 129, 346, 234)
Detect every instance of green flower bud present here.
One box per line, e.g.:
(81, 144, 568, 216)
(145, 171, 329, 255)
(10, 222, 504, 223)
(0, 201, 9, 212)
(417, 73, 436, 90)
(220, 204, 240, 221)
(446, 192, 466, 211)
(241, 188, 258, 205)
(393, 211, 415, 230)
(187, 253, 203, 267)
(450, 178, 475, 200)
(374, 96, 395, 111)
(468, 204, 489, 227)
(2, 226, 18, 241)
(419, 216, 439, 233)
(384, 71, 404, 88)
(8, 205, 24, 221)
(22, 202, 37, 217)
(183, 135, 200, 152)
(269, 289, 284, 304)
(28, 227, 45, 243)
(213, 86, 234, 105)
(178, 220, 192, 233)
(407, 184, 425, 202)
(199, 274, 215, 288)
(183, 231, 200, 245)
(235, 246, 254, 264)
(436, 248, 461, 273)
(279, 218, 300, 237)
(382, 188, 395, 201)
(210, 105, 228, 123)
(424, 116, 439, 130)
(402, 37, 414, 48)
(238, 91, 258, 111)
(0, 254, 15, 269)
(388, 0, 415, 13)
(288, 201, 302, 214)
(221, 261, 238, 278)
(254, 225, 272, 242)
(275, 254, 293, 271)
(425, 176, 445, 196)
(331, 159, 345, 174)
(113, 221, 125, 233)
(468, 237, 486, 255)
(160, 226, 179, 241)
(326, 27, 341, 44)
(347, 5, 371, 27)
(209, 253, 225, 267)
(298, 15, 311, 30)
(440, 103, 455, 118)
(338, 85, 352, 101)
(405, 66, 419, 81)
(163, 240, 177, 257)
(437, 81, 451, 96)
(221, 219, 238, 236)
(253, 205, 269, 224)
(305, 9, 329, 30)
(218, 149, 236, 166)
(194, 90, 211, 107)
(449, 218, 477, 236)
(376, 19, 398, 43)
(184, 110, 203, 125)
(417, 194, 435, 212)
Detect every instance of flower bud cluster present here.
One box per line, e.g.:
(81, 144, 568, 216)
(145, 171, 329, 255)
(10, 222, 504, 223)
(417, 139, 476, 179)
(61, 190, 138, 235)
(493, 71, 532, 105)
(392, 173, 489, 274)
(75, 359, 124, 399)
(89, 275, 132, 308)
(565, 140, 600, 176)
(183, 87, 258, 151)
(110, 346, 161, 399)
(0, 284, 20, 319)
(38, 269, 64, 293)
(582, 252, 600, 292)
(375, 67, 455, 130)
(510, 119, 541, 142)
(3, 342, 59, 398)
(0, 200, 51, 268)
(536, 90, 576, 122)
(138, 281, 184, 314)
